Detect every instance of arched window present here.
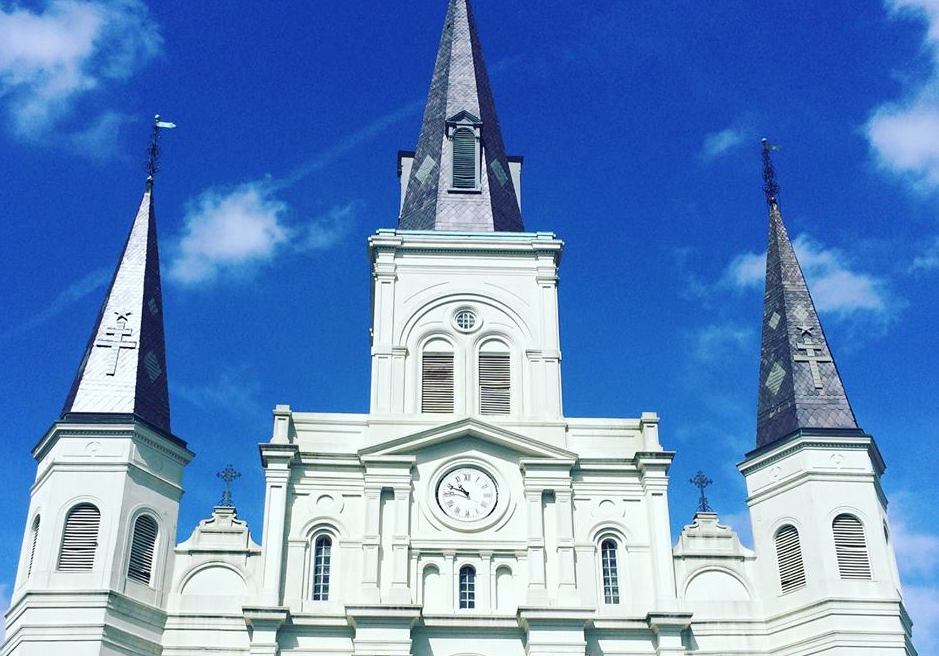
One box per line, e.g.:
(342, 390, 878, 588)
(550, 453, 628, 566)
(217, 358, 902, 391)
(774, 524, 806, 593)
(479, 342, 510, 415)
(58, 503, 100, 571)
(312, 535, 332, 600)
(452, 128, 477, 189)
(459, 565, 476, 609)
(422, 564, 442, 609)
(27, 515, 40, 577)
(600, 538, 620, 604)
(127, 515, 159, 585)
(833, 514, 871, 580)
(422, 339, 454, 413)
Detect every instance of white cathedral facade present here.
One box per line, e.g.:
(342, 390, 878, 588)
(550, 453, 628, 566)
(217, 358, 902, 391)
(2, 1, 916, 655)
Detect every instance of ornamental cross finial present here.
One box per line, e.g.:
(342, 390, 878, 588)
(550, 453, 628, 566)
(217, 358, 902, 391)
(690, 470, 713, 513)
(761, 138, 781, 207)
(146, 114, 177, 187)
(216, 464, 241, 508)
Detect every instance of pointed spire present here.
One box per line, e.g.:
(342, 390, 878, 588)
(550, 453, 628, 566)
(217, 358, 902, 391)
(755, 140, 860, 448)
(60, 179, 171, 434)
(399, 0, 523, 232)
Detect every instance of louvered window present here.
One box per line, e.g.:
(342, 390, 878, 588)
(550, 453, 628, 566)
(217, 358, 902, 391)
(27, 515, 40, 577)
(601, 538, 621, 604)
(58, 503, 100, 572)
(833, 514, 872, 580)
(312, 535, 332, 601)
(452, 128, 477, 189)
(775, 524, 806, 593)
(127, 515, 158, 585)
(479, 353, 510, 415)
(459, 565, 476, 609)
(422, 352, 454, 413)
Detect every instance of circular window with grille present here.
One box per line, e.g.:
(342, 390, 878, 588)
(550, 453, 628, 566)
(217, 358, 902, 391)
(453, 309, 479, 332)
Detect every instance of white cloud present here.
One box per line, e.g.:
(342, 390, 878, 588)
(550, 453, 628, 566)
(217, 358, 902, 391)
(0, 266, 110, 344)
(906, 585, 939, 655)
(701, 127, 748, 161)
(865, 0, 939, 192)
(175, 366, 264, 419)
(0, 0, 160, 138)
(722, 234, 893, 319)
(168, 182, 358, 285)
(720, 509, 754, 548)
(910, 235, 939, 271)
(690, 323, 754, 364)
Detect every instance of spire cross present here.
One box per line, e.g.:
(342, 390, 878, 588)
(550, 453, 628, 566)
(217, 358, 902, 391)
(690, 470, 713, 513)
(216, 464, 241, 507)
(761, 138, 781, 207)
(794, 338, 832, 389)
(146, 114, 177, 186)
(94, 312, 138, 375)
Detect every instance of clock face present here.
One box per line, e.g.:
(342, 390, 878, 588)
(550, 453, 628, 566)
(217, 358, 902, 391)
(436, 466, 498, 522)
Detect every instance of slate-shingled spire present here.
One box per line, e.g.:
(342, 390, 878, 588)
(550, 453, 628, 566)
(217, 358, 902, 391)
(60, 180, 171, 433)
(398, 0, 523, 232)
(755, 140, 860, 448)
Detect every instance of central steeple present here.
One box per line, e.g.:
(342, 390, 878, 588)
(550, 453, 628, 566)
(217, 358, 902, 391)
(398, 0, 524, 232)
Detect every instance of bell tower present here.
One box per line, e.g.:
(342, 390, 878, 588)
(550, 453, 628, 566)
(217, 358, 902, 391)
(738, 141, 912, 654)
(3, 124, 193, 656)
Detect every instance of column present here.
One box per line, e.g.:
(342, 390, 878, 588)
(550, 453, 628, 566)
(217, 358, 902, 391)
(524, 488, 547, 604)
(259, 444, 296, 607)
(555, 487, 577, 604)
(639, 457, 678, 609)
(443, 551, 456, 610)
(369, 249, 397, 415)
(479, 551, 493, 611)
(360, 486, 382, 603)
(388, 486, 412, 603)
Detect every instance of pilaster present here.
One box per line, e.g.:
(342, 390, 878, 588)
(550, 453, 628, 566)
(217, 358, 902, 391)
(259, 443, 297, 606)
(637, 451, 677, 609)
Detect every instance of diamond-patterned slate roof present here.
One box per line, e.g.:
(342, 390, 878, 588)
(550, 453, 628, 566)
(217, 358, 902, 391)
(755, 201, 860, 448)
(398, 0, 523, 232)
(60, 183, 171, 433)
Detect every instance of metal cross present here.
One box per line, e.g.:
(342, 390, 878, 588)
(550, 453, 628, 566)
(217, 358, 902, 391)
(761, 138, 781, 207)
(690, 470, 713, 513)
(794, 338, 832, 389)
(216, 464, 241, 507)
(95, 312, 138, 375)
(146, 114, 177, 186)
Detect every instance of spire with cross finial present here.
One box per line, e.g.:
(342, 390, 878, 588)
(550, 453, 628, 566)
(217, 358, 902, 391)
(60, 114, 176, 434)
(753, 139, 861, 449)
(690, 470, 713, 513)
(216, 464, 241, 508)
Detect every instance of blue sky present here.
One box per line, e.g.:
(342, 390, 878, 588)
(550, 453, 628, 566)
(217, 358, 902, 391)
(1, 0, 938, 649)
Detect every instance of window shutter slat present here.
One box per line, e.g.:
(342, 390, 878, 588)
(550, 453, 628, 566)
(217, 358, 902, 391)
(127, 515, 158, 584)
(479, 353, 510, 415)
(58, 504, 100, 572)
(27, 516, 40, 577)
(833, 515, 872, 580)
(452, 129, 477, 189)
(422, 353, 454, 413)
(775, 525, 806, 593)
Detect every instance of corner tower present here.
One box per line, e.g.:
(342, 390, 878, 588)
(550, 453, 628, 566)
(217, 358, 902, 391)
(738, 141, 911, 654)
(3, 134, 193, 656)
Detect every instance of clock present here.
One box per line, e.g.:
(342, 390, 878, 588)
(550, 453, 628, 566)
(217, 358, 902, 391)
(435, 466, 498, 521)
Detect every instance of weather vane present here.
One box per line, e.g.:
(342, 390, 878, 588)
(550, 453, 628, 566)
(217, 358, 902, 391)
(146, 114, 177, 186)
(216, 464, 241, 508)
(761, 137, 781, 207)
(690, 470, 713, 513)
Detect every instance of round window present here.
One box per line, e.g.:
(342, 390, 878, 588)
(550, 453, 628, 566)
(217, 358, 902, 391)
(454, 309, 477, 331)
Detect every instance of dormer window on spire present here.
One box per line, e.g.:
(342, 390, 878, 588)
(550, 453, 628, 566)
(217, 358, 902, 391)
(447, 111, 482, 191)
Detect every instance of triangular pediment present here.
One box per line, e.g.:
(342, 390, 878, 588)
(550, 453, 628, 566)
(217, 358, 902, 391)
(446, 110, 482, 126)
(360, 418, 576, 460)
